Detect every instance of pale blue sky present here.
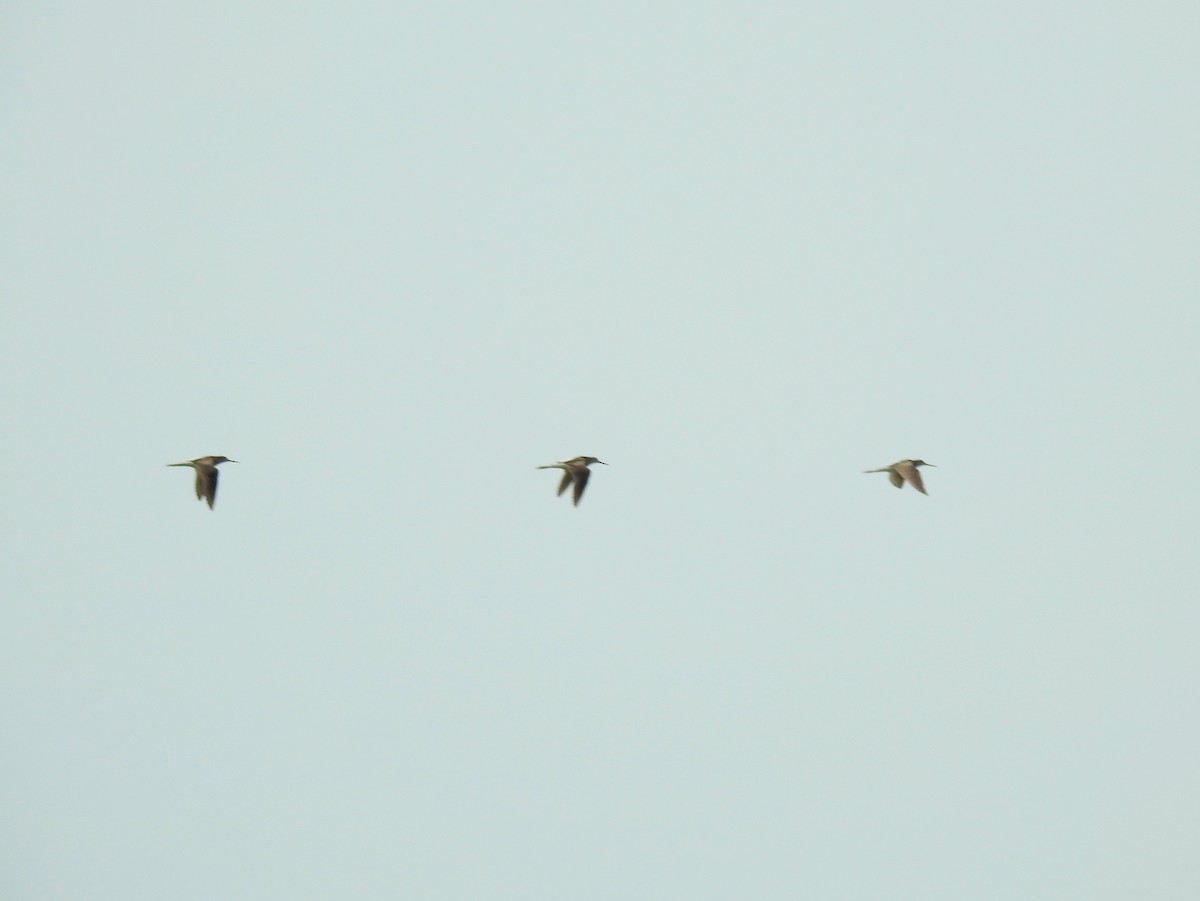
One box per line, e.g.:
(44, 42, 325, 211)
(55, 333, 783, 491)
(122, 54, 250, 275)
(3, 3, 1198, 899)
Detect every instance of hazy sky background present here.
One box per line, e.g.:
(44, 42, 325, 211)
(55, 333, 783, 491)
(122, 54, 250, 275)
(3, 2, 1198, 898)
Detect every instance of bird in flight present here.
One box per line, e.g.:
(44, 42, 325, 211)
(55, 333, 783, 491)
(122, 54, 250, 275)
(168, 455, 237, 509)
(865, 459, 935, 495)
(537, 456, 606, 506)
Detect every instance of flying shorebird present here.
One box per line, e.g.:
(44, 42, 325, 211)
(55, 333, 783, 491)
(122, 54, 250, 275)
(537, 456, 606, 506)
(864, 459, 936, 495)
(167, 455, 237, 509)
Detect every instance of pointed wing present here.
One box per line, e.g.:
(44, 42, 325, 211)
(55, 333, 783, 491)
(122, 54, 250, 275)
(888, 469, 904, 489)
(196, 465, 218, 508)
(572, 467, 591, 505)
(556, 470, 573, 497)
(895, 461, 926, 494)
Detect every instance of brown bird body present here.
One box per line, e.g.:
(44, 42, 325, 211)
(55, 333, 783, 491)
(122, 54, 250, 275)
(865, 459, 935, 495)
(537, 456, 606, 506)
(168, 455, 237, 509)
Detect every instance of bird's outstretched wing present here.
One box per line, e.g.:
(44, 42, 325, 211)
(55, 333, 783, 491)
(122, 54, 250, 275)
(888, 469, 904, 489)
(572, 467, 591, 505)
(895, 462, 926, 494)
(556, 470, 573, 497)
(197, 465, 219, 508)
